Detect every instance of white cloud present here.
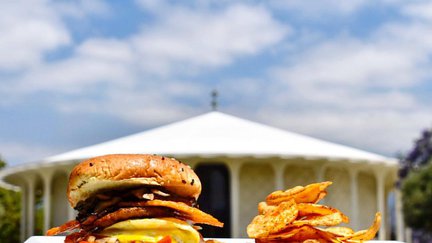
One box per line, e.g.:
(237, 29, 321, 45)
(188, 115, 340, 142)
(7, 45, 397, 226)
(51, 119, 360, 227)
(7, 39, 134, 95)
(269, 15, 432, 112)
(105, 93, 200, 126)
(255, 109, 432, 156)
(17, 55, 136, 94)
(135, 0, 170, 13)
(401, 1, 432, 21)
(53, 0, 111, 19)
(8, 3, 287, 90)
(241, 5, 432, 156)
(131, 4, 289, 75)
(273, 37, 428, 89)
(76, 39, 134, 62)
(6, 3, 288, 104)
(268, 0, 371, 17)
(0, 0, 71, 71)
(0, 142, 62, 165)
(55, 83, 205, 126)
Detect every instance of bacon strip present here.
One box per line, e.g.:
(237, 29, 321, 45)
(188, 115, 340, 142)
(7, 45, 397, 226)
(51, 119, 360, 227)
(48, 199, 223, 237)
(119, 199, 223, 227)
(46, 220, 80, 236)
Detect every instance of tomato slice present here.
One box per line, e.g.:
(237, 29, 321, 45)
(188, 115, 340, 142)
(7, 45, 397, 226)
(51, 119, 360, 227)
(157, 236, 172, 243)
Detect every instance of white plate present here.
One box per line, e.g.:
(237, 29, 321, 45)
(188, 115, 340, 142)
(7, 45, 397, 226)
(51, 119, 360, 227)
(24, 236, 404, 243)
(24, 237, 255, 243)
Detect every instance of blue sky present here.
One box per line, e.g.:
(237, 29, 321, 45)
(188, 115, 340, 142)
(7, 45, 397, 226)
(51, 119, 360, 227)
(1, 0, 432, 165)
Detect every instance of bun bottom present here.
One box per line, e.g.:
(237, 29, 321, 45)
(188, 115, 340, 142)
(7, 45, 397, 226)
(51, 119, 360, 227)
(99, 218, 201, 243)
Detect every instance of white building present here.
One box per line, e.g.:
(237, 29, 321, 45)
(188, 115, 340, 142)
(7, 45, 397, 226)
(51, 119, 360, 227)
(0, 111, 402, 241)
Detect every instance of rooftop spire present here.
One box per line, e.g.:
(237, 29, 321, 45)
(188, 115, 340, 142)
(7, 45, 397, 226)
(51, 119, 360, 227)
(211, 89, 218, 111)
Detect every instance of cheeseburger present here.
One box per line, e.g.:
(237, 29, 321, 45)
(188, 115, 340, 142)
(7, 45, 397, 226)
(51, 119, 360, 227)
(47, 154, 223, 243)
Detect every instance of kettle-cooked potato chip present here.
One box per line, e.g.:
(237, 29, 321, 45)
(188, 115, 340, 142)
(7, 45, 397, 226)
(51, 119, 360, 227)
(340, 212, 381, 241)
(247, 181, 381, 243)
(258, 201, 276, 215)
(292, 212, 346, 227)
(247, 199, 298, 238)
(266, 181, 332, 205)
(297, 203, 349, 223)
(322, 226, 355, 237)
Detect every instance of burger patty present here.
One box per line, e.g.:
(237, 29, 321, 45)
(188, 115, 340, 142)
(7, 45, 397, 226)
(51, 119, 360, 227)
(75, 186, 196, 224)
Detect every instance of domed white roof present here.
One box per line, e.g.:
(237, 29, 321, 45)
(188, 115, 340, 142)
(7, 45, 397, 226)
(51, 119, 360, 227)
(43, 111, 396, 164)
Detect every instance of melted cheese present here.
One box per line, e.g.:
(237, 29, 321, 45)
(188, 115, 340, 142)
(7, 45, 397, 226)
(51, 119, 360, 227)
(100, 218, 200, 243)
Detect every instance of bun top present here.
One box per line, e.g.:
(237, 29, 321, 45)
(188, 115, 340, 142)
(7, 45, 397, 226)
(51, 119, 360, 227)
(67, 154, 201, 208)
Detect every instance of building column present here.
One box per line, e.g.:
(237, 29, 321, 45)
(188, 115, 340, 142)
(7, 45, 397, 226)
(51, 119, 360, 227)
(315, 164, 326, 182)
(375, 170, 386, 240)
(58, 167, 76, 220)
(272, 162, 285, 191)
(42, 170, 54, 233)
(315, 164, 327, 203)
(228, 162, 241, 238)
(405, 227, 413, 243)
(349, 168, 359, 230)
(25, 174, 36, 238)
(62, 167, 75, 221)
(395, 187, 404, 242)
(18, 182, 27, 242)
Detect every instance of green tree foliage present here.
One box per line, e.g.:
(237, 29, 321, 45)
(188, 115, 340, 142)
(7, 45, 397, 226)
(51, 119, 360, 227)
(402, 162, 432, 232)
(399, 128, 432, 241)
(399, 128, 432, 180)
(0, 157, 21, 243)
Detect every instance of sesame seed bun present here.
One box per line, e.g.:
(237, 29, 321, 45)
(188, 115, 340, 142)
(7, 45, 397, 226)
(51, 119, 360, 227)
(67, 154, 201, 208)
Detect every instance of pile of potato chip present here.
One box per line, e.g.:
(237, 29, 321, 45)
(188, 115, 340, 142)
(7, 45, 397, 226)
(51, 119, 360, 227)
(247, 181, 381, 243)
